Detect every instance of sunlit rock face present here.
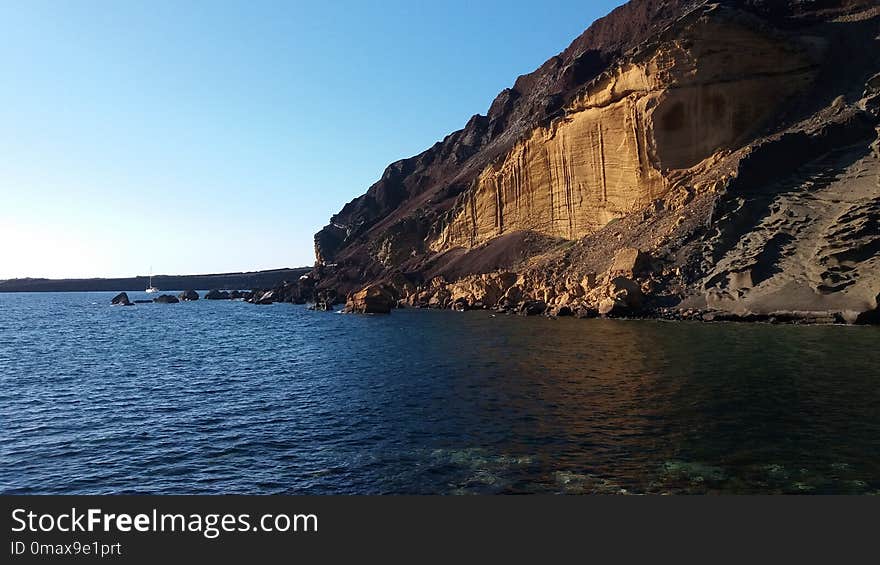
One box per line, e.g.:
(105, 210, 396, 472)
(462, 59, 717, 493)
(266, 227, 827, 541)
(312, 0, 706, 270)
(307, 0, 880, 320)
(432, 7, 816, 251)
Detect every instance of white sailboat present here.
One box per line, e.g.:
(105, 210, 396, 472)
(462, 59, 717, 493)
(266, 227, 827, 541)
(145, 268, 159, 294)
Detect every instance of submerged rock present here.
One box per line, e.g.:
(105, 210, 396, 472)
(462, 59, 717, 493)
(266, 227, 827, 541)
(111, 292, 131, 306)
(153, 294, 179, 304)
(178, 289, 199, 301)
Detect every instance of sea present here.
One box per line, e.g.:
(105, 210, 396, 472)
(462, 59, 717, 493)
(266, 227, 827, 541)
(1, 291, 878, 494)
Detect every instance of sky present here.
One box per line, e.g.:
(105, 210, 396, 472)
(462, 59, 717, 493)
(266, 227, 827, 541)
(0, 0, 625, 279)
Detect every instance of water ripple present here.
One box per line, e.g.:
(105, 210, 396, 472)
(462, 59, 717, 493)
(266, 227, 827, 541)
(1, 292, 879, 494)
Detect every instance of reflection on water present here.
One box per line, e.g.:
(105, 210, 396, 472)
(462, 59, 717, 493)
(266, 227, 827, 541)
(0, 292, 878, 494)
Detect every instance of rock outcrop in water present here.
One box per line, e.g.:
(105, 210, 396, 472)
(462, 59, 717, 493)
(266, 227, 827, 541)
(178, 290, 199, 301)
(343, 284, 396, 314)
(204, 290, 230, 300)
(270, 0, 880, 322)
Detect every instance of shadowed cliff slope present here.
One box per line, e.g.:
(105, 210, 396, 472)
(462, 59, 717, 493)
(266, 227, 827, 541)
(296, 0, 880, 322)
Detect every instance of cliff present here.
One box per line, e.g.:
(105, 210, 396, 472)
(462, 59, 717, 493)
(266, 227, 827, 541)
(299, 0, 880, 322)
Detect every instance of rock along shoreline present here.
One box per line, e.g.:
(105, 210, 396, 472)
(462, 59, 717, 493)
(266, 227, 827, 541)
(109, 258, 879, 326)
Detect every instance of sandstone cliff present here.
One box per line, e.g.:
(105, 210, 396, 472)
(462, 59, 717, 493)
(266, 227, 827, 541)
(432, 8, 816, 250)
(283, 0, 880, 322)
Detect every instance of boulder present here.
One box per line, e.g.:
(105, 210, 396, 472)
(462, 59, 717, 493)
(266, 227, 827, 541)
(111, 292, 131, 306)
(554, 292, 575, 307)
(253, 290, 275, 305)
(609, 248, 650, 276)
(445, 272, 515, 310)
(229, 290, 243, 299)
(178, 289, 199, 301)
(574, 306, 599, 319)
(204, 289, 230, 300)
(598, 277, 644, 317)
(855, 293, 880, 325)
(309, 289, 338, 311)
(344, 285, 395, 314)
(865, 72, 880, 96)
(315, 289, 339, 307)
(598, 298, 622, 316)
(549, 305, 573, 317)
(580, 273, 597, 294)
(153, 294, 179, 304)
(501, 285, 523, 306)
(428, 288, 451, 309)
(277, 279, 312, 304)
(518, 300, 547, 316)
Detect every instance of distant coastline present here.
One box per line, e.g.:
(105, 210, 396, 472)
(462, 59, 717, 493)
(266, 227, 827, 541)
(0, 267, 311, 293)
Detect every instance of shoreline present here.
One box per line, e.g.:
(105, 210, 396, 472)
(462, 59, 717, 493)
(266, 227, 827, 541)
(388, 303, 880, 326)
(5, 286, 876, 326)
(0, 267, 309, 293)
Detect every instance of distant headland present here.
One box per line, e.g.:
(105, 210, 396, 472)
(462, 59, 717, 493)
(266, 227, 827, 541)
(0, 268, 311, 293)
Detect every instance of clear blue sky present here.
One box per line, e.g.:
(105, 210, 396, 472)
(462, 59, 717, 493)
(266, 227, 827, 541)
(0, 0, 624, 279)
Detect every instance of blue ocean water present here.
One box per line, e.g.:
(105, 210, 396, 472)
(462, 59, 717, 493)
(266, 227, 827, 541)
(1, 291, 878, 494)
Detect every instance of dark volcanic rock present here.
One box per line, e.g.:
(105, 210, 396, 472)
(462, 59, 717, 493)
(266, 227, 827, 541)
(178, 290, 199, 301)
(855, 293, 880, 325)
(153, 294, 179, 304)
(312, 289, 338, 311)
(251, 290, 275, 305)
(204, 289, 230, 300)
(518, 300, 547, 317)
(550, 305, 573, 317)
(111, 292, 131, 306)
(574, 306, 599, 319)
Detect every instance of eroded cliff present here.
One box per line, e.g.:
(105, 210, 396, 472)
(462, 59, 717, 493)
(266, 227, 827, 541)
(433, 7, 817, 250)
(268, 0, 880, 323)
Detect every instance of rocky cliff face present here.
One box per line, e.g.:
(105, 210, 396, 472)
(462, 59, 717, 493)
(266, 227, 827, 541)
(301, 0, 880, 322)
(433, 8, 816, 250)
